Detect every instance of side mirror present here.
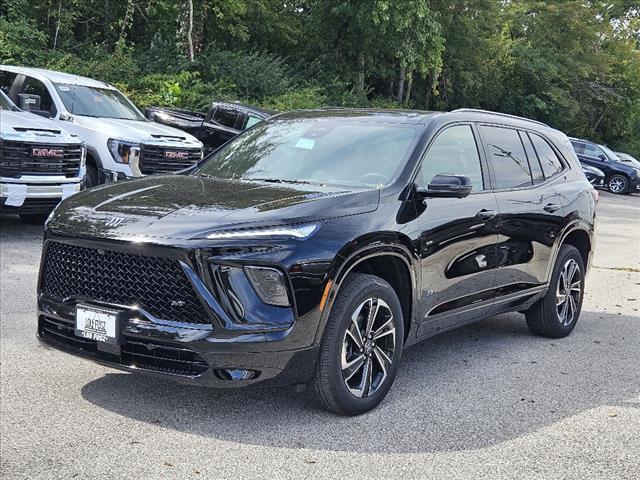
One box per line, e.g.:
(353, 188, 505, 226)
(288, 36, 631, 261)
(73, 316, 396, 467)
(18, 93, 41, 112)
(597, 154, 607, 161)
(417, 174, 473, 199)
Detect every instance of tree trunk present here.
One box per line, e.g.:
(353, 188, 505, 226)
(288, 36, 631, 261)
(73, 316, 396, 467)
(53, 0, 62, 50)
(396, 67, 406, 102)
(404, 73, 413, 103)
(356, 52, 365, 93)
(187, 0, 195, 62)
(424, 70, 435, 109)
(119, 0, 134, 43)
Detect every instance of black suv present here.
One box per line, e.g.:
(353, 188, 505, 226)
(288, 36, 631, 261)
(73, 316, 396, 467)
(38, 109, 596, 415)
(570, 137, 640, 194)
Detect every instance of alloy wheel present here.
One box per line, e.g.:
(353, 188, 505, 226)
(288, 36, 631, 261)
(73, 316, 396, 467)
(556, 259, 582, 326)
(608, 176, 626, 194)
(341, 298, 396, 398)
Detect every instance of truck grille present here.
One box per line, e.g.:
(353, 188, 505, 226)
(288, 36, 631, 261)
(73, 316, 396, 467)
(40, 242, 210, 324)
(139, 145, 201, 174)
(0, 141, 83, 177)
(39, 316, 209, 377)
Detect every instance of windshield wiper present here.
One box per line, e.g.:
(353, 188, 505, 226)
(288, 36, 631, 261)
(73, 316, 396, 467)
(243, 177, 320, 186)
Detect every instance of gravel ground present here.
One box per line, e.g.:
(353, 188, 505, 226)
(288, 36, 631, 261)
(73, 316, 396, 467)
(1, 191, 639, 480)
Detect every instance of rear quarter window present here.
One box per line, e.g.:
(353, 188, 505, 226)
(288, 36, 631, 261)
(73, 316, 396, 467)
(530, 134, 563, 178)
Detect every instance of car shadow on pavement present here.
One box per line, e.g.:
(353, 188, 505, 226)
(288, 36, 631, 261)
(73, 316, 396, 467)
(80, 310, 639, 454)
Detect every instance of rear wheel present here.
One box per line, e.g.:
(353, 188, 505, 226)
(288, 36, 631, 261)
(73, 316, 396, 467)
(526, 244, 585, 338)
(607, 174, 628, 194)
(311, 273, 404, 415)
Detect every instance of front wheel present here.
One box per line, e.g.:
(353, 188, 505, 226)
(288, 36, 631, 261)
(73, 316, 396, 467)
(607, 174, 628, 194)
(526, 244, 585, 338)
(311, 273, 404, 415)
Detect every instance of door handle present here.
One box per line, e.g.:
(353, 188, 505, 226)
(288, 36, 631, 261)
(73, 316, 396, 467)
(476, 209, 497, 220)
(543, 203, 561, 213)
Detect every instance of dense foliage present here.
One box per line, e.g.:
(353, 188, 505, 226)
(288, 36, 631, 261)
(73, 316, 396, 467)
(1, 0, 639, 155)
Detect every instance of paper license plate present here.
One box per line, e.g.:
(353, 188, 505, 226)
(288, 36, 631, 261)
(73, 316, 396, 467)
(75, 304, 119, 344)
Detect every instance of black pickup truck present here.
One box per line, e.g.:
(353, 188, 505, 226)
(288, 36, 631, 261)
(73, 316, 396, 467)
(146, 102, 274, 154)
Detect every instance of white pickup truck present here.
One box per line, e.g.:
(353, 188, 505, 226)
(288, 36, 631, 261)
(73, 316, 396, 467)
(0, 66, 203, 186)
(1, 90, 85, 222)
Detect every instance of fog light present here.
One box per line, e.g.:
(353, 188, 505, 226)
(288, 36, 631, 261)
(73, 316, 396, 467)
(215, 369, 258, 381)
(244, 266, 290, 307)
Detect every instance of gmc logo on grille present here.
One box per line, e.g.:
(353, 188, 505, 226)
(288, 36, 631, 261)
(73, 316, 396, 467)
(32, 148, 64, 158)
(164, 151, 190, 160)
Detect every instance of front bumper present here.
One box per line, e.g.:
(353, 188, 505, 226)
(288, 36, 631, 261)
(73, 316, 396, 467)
(1, 177, 82, 212)
(36, 235, 327, 388)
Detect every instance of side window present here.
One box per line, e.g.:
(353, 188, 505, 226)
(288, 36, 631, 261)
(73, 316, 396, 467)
(419, 125, 484, 191)
(245, 114, 262, 129)
(21, 76, 56, 117)
(530, 134, 563, 178)
(521, 132, 545, 184)
(480, 125, 532, 189)
(0, 71, 18, 95)
(570, 141, 585, 155)
(213, 107, 239, 129)
(582, 142, 604, 159)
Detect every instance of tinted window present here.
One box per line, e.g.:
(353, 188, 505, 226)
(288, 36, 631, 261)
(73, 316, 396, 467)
(582, 142, 604, 159)
(530, 134, 563, 178)
(480, 126, 532, 189)
(419, 125, 484, 191)
(522, 132, 545, 183)
(198, 118, 420, 188)
(21, 76, 56, 116)
(213, 108, 239, 129)
(0, 71, 17, 95)
(570, 141, 585, 155)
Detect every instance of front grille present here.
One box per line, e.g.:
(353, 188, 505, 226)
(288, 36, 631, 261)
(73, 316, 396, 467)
(0, 141, 83, 177)
(1, 197, 60, 212)
(139, 144, 201, 174)
(40, 242, 210, 324)
(39, 316, 209, 376)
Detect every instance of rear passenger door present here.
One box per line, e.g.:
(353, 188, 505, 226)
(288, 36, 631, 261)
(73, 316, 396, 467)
(479, 125, 566, 298)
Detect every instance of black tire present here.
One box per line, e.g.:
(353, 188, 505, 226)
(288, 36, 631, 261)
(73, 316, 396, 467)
(606, 174, 628, 194)
(311, 273, 404, 415)
(526, 244, 585, 338)
(19, 213, 50, 224)
(85, 162, 99, 188)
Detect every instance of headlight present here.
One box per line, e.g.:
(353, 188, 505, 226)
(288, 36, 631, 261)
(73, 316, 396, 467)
(108, 139, 140, 164)
(244, 266, 290, 307)
(197, 223, 319, 241)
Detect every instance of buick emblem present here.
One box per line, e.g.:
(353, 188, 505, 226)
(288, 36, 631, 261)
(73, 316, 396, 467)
(104, 216, 125, 227)
(32, 148, 64, 158)
(164, 150, 190, 160)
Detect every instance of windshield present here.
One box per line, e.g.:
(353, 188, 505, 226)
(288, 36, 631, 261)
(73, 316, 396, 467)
(54, 83, 146, 120)
(196, 117, 421, 188)
(0, 91, 17, 111)
(599, 144, 621, 162)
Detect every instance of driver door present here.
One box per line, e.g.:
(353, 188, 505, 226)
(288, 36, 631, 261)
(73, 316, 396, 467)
(416, 124, 501, 338)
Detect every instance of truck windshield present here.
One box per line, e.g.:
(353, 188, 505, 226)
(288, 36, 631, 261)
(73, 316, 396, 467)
(0, 91, 18, 111)
(196, 117, 420, 188)
(53, 83, 146, 121)
(599, 144, 621, 162)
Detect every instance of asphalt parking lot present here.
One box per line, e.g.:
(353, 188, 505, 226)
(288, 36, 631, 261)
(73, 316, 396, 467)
(1, 191, 639, 480)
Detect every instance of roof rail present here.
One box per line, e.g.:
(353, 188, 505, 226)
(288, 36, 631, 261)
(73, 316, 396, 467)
(452, 108, 549, 127)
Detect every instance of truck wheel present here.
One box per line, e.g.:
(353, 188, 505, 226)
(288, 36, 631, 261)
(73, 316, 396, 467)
(19, 213, 49, 224)
(525, 244, 585, 338)
(310, 273, 404, 415)
(607, 174, 628, 194)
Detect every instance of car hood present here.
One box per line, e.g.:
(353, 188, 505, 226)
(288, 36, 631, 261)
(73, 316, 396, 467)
(74, 116, 202, 147)
(0, 110, 79, 144)
(49, 175, 380, 241)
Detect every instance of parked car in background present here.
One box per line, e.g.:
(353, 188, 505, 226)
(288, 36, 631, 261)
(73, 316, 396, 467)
(39, 108, 596, 415)
(569, 137, 639, 194)
(615, 151, 640, 171)
(146, 102, 274, 154)
(1, 90, 85, 223)
(581, 164, 605, 188)
(0, 66, 203, 187)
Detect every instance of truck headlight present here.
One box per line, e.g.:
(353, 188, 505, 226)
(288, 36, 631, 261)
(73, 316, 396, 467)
(197, 223, 319, 241)
(108, 139, 141, 165)
(244, 266, 290, 307)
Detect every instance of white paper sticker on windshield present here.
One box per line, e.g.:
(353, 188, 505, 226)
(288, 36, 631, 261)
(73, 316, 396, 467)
(58, 85, 70, 91)
(4, 184, 27, 207)
(295, 138, 315, 150)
